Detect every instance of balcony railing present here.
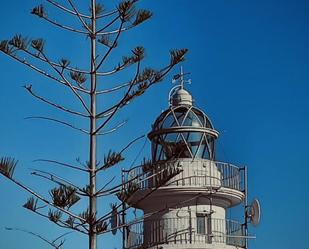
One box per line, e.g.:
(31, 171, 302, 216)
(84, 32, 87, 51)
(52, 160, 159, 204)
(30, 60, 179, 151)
(124, 159, 244, 192)
(126, 217, 246, 248)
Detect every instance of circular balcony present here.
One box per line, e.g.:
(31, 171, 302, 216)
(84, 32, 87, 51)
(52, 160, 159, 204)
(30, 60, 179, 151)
(122, 159, 245, 209)
(125, 217, 246, 249)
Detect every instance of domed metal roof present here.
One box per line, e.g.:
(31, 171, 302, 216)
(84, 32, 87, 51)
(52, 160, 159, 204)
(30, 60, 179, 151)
(148, 105, 219, 139)
(170, 88, 193, 106)
(154, 105, 212, 130)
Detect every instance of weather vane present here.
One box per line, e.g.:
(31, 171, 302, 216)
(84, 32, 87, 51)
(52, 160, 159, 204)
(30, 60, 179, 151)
(172, 66, 192, 89)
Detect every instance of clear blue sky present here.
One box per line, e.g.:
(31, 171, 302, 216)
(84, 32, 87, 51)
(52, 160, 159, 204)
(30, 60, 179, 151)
(0, 0, 308, 249)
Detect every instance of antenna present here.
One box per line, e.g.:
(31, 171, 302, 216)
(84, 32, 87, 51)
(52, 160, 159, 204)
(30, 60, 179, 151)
(246, 198, 261, 227)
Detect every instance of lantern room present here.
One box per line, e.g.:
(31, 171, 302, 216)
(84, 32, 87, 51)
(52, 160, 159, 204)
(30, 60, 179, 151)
(148, 72, 219, 162)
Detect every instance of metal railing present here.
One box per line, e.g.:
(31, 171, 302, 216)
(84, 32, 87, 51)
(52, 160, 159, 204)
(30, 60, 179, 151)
(126, 217, 246, 248)
(125, 159, 244, 192)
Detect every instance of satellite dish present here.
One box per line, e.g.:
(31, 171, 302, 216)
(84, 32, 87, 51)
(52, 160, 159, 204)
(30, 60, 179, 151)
(247, 198, 261, 226)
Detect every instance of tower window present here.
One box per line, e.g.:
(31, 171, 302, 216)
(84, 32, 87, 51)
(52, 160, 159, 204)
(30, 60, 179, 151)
(196, 214, 206, 234)
(196, 213, 212, 243)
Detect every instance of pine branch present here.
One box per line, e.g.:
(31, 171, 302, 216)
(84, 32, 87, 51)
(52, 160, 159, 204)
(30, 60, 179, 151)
(34, 159, 88, 172)
(95, 176, 116, 196)
(97, 178, 138, 198)
(95, 107, 118, 118)
(0, 47, 88, 93)
(29, 208, 88, 234)
(23, 197, 39, 211)
(96, 134, 145, 174)
(97, 165, 154, 196)
(95, 220, 108, 233)
(31, 5, 47, 18)
(31, 169, 87, 196)
(96, 1, 152, 35)
(95, 59, 142, 134)
(25, 116, 90, 135)
(96, 65, 151, 95)
(8, 34, 29, 50)
(77, 208, 108, 233)
(96, 63, 128, 76)
(7, 34, 91, 89)
(48, 209, 62, 222)
(53, 216, 88, 234)
(46, 0, 91, 19)
(5, 227, 72, 249)
(120, 135, 145, 154)
(100, 150, 124, 171)
(114, 49, 188, 107)
(96, 15, 121, 34)
(69, 71, 87, 85)
(93, 3, 104, 16)
(23, 84, 89, 117)
(95, 47, 145, 79)
(0, 167, 86, 222)
(117, 0, 136, 22)
(66, 0, 92, 33)
(0, 157, 18, 178)
(31, 5, 89, 35)
(95, 48, 188, 119)
(96, 81, 131, 94)
(31, 38, 45, 53)
(170, 48, 188, 65)
(39, 50, 92, 115)
(96, 25, 133, 36)
(97, 163, 182, 225)
(42, 17, 89, 36)
(116, 162, 181, 203)
(97, 34, 116, 48)
(63, 215, 89, 232)
(59, 58, 70, 70)
(79, 208, 95, 225)
(0, 40, 14, 54)
(96, 20, 125, 70)
(18, 45, 92, 82)
(97, 120, 127, 136)
(49, 185, 81, 209)
(97, 9, 118, 19)
(132, 9, 152, 26)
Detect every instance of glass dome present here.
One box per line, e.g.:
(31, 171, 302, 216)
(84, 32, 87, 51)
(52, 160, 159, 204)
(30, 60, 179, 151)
(148, 104, 219, 162)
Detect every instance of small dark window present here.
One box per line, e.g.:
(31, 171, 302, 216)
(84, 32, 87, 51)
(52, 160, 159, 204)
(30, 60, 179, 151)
(196, 214, 206, 234)
(196, 214, 212, 243)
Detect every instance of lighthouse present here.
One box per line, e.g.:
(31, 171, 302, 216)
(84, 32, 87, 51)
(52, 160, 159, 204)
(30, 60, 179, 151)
(121, 67, 260, 249)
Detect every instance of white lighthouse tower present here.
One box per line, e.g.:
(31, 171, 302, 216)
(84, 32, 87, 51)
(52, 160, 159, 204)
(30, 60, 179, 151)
(121, 67, 260, 249)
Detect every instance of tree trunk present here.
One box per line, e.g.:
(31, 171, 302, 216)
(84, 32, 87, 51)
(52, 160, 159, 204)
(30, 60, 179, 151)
(89, 1, 97, 249)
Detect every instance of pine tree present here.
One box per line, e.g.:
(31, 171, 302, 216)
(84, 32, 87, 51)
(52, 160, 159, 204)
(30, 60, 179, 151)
(0, 1, 187, 249)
